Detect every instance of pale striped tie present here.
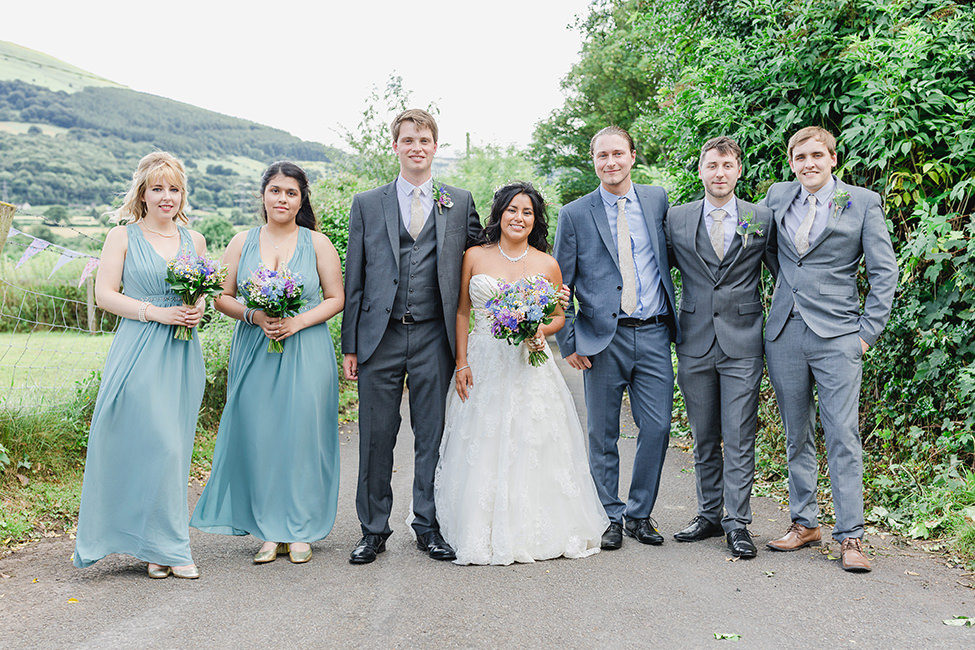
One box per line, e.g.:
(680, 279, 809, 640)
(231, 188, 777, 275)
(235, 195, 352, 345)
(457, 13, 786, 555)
(794, 195, 816, 255)
(408, 187, 424, 239)
(709, 209, 727, 260)
(617, 197, 637, 315)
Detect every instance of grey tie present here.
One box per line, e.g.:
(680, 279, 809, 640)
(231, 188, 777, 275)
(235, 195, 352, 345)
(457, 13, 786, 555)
(709, 209, 727, 261)
(408, 187, 424, 240)
(794, 194, 816, 255)
(616, 197, 637, 315)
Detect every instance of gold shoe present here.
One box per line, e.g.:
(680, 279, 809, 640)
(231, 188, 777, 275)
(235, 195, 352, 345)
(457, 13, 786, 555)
(289, 544, 312, 564)
(254, 542, 289, 564)
(171, 564, 200, 580)
(147, 564, 171, 579)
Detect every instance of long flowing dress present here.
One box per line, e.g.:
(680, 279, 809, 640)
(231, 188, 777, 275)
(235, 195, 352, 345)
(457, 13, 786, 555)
(189, 226, 339, 543)
(435, 274, 609, 565)
(73, 224, 205, 568)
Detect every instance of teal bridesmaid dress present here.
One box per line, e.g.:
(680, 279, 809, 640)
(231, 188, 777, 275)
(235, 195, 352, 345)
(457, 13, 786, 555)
(73, 224, 205, 568)
(190, 226, 340, 543)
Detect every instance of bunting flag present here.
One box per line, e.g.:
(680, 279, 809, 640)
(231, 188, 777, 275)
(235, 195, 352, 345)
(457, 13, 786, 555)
(5, 227, 102, 285)
(49, 251, 79, 277)
(77, 258, 100, 287)
(16, 237, 50, 268)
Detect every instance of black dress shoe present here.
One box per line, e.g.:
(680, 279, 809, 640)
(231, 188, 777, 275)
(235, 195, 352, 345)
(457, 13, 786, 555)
(624, 517, 664, 545)
(727, 528, 757, 559)
(601, 522, 623, 550)
(673, 515, 724, 542)
(416, 530, 456, 561)
(349, 534, 386, 564)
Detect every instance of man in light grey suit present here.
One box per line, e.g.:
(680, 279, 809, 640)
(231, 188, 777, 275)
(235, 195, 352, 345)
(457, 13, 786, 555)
(342, 109, 480, 564)
(665, 136, 776, 558)
(763, 126, 897, 572)
(555, 126, 680, 550)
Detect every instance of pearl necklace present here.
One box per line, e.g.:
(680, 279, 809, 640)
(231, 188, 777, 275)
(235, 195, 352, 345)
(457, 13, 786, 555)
(498, 243, 529, 263)
(141, 223, 178, 238)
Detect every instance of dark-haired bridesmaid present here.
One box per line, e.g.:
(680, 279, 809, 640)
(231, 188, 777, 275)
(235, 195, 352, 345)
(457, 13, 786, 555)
(190, 161, 344, 564)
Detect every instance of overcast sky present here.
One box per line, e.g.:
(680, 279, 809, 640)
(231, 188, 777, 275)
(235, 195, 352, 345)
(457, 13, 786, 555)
(4, 0, 595, 152)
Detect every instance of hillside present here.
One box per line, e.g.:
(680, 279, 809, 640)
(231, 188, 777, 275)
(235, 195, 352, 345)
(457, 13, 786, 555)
(0, 40, 345, 210)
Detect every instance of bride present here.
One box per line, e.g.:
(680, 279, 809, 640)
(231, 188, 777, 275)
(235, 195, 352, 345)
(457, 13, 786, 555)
(434, 181, 608, 565)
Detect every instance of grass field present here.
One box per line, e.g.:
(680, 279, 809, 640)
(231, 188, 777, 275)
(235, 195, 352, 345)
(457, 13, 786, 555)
(0, 331, 113, 409)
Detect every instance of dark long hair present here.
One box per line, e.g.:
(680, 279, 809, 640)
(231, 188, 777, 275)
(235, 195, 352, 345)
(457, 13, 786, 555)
(475, 181, 550, 253)
(260, 161, 318, 231)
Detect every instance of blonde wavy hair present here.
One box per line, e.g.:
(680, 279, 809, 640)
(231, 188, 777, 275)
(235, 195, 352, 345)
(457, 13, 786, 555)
(117, 152, 189, 224)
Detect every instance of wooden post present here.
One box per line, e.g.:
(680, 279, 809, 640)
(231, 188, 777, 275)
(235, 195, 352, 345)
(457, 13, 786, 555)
(86, 275, 96, 334)
(0, 201, 17, 254)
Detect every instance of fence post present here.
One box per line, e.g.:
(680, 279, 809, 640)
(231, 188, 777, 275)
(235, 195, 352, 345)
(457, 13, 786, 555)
(86, 275, 96, 334)
(0, 201, 17, 254)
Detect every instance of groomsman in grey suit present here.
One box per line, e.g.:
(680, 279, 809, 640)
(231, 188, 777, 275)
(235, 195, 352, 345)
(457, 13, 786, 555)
(342, 109, 481, 564)
(664, 137, 776, 558)
(555, 126, 680, 550)
(763, 126, 896, 572)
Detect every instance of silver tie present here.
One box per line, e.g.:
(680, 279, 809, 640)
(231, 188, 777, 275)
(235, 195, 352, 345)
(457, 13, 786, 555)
(408, 187, 424, 240)
(616, 197, 637, 315)
(709, 209, 727, 261)
(794, 195, 816, 255)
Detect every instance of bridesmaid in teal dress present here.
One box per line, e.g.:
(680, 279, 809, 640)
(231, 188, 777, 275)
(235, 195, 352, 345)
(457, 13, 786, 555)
(73, 152, 208, 579)
(190, 161, 344, 564)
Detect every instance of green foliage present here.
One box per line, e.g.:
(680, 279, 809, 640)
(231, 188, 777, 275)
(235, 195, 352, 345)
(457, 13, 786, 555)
(194, 214, 237, 254)
(313, 171, 373, 267)
(197, 313, 234, 432)
(43, 205, 69, 224)
(442, 144, 560, 226)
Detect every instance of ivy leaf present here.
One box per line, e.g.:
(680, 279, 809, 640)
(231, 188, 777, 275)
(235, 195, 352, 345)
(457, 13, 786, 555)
(714, 633, 742, 640)
(943, 616, 975, 627)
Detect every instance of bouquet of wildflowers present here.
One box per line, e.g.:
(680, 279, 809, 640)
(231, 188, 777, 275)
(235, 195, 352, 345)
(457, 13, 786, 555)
(242, 264, 306, 353)
(484, 275, 559, 367)
(165, 253, 227, 340)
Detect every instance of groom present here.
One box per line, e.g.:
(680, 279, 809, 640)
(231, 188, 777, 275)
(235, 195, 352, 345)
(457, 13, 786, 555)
(342, 108, 480, 564)
(554, 126, 680, 550)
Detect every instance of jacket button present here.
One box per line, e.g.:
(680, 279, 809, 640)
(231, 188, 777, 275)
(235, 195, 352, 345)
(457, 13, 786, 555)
(714, 312, 719, 317)
(793, 288, 798, 293)
(612, 313, 617, 318)
(617, 286, 622, 291)
(393, 279, 398, 284)
(797, 261, 803, 267)
(385, 308, 390, 313)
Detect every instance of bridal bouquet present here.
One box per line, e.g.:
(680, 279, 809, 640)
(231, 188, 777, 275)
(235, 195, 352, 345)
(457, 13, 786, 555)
(242, 264, 306, 353)
(485, 275, 559, 367)
(165, 253, 227, 340)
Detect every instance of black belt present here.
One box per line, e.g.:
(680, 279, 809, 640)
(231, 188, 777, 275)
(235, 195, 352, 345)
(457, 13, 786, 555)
(618, 315, 667, 327)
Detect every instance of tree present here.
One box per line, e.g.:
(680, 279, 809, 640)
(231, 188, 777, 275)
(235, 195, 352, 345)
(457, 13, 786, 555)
(195, 214, 236, 253)
(43, 205, 69, 224)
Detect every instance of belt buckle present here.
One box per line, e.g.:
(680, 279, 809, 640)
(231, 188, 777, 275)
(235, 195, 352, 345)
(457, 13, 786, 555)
(401, 313, 416, 325)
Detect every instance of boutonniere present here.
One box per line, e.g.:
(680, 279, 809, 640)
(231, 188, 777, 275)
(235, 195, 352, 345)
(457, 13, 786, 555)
(433, 183, 453, 214)
(830, 189, 852, 220)
(735, 212, 766, 248)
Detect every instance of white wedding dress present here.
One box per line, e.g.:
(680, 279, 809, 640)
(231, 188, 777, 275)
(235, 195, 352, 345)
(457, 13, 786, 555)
(435, 274, 609, 565)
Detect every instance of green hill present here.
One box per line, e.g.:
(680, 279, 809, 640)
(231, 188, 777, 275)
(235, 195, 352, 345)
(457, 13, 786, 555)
(0, 40, 345, 210)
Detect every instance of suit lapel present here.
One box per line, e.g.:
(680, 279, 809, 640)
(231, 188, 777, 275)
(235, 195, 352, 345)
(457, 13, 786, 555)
(589, 190, 619, 267)
(773, 181, 803, 255)
(804, 175, 844, 256)
(433, 185, 448, 258)
(382, 181, 401, 274)
(686, 201, 718, 282)
(634, 185, 664, 264)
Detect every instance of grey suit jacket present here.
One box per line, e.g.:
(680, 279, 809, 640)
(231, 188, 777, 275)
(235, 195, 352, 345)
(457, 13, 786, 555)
(764, 177, 897, 345)
(341, 181, 480, 364)
(665, 198, 775, 359)
(554, 184, 680, 358)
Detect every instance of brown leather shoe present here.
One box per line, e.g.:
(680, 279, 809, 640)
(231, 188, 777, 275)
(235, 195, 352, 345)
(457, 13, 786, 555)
(840, 537, 872, 572)
(766, 522, 821, 551)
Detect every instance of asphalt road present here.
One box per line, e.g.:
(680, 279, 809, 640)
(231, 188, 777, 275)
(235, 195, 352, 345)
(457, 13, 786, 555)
(2, 351, 974, 649)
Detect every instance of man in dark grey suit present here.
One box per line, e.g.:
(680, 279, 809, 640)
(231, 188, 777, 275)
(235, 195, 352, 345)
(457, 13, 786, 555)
(664, 137, 775, 558)
(342, 109, 480, 564)
(555, 126, 680, 550)
(763, 126, 897, 572)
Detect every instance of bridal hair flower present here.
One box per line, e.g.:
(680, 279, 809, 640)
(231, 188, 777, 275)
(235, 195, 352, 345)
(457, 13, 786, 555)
(735, 212, 765, 249)
(433, 183, 453, 213)
(830, 189, 852, 220)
